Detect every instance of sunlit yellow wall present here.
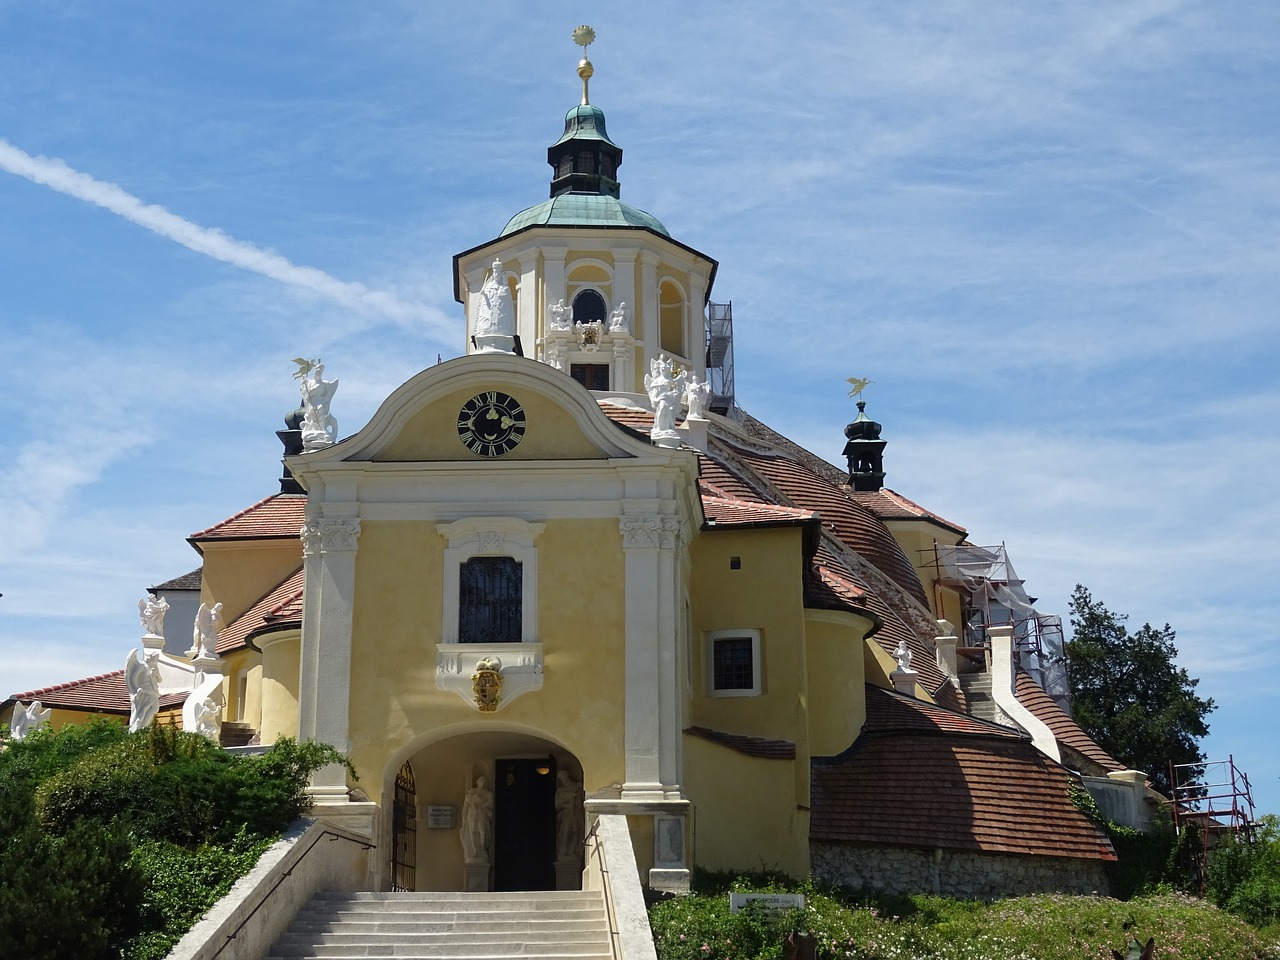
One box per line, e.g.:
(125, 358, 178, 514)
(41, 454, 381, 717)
(258, 632, 301, 742)
(688, 527, 807, 741)
(684, 735, 808, 877)
(198, 541, 302, 623)
(880, 521, 966, 625)
(222, 649, 263, 728)
(803, 611, 874, 757)
(345, 517, 628, 807)
(376, 388, 608, 462)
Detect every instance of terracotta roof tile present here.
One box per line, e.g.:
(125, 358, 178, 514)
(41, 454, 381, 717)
(701, 495, 816, 527)
(811, 687, 1116, 862)
(861, 685, 1022, 739)
(1015, 671, 1125, 774)
(218, 567, 305, 655)
(717, 441, 929, 606)
(597, 401, 655, 432)
(685, 726, 796, 759)
(848, 488, 967, 536)
(7, 671, 187, 715)
(190, 493, 307, 541)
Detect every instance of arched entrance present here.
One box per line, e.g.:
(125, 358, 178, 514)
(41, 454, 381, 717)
(381, 729, 585, 893)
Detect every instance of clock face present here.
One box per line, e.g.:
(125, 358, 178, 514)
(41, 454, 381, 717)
(457, 391, 526, 457)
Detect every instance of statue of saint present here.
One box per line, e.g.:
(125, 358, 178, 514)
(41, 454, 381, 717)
(548, 298, 570, 331)
(8, 700, 51, 740)
(475, 260, 515, 337)
(683, 376, 710, 420)
(644, 354, 686, 442)
(138, 595, 170, 638)
(460, 776, 495, 862)
(607, 301, 630, 334)
(125, 647, 162, 733)
(554, 771, 585, 860)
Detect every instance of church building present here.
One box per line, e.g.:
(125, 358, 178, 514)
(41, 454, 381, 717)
(4, 30, 1154, 901)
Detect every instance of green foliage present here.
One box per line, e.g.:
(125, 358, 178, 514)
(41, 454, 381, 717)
(1208, 815, 1280, 930)
(0, 721, 355, 960)
(651, 881, 1280, 960)
(1066, 585, 1214, 796)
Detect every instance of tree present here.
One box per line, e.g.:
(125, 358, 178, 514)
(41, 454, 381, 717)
(1066, 584, 1214, 796)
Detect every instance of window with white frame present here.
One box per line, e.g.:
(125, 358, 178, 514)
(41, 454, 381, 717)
(706, 629, 762, 697)
(438, 518, 544, 645)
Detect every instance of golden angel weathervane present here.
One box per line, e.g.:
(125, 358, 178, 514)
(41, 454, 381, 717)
(846, 376, 875, 399)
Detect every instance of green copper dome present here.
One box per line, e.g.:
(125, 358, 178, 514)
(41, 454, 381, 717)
(552, 104, 618, 147)
(501, 194, 669, 237)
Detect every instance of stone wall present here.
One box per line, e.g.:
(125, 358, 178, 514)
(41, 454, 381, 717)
(811, 842, 1110, 900)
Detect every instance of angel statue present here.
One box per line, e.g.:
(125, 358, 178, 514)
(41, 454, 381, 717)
(189, 601, 224, 660)
(683, 375, 711, 420)
(126, 647, 162, 732)
(846, 376, 875, 399)
(138, 594, 169, 638)
(8, 700, 51, 740)
(893, 639, 914, 673)
(294, 357, 339, 451)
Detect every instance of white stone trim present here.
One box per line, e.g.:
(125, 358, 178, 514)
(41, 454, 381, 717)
(435, 642, 544, 711)
(705, 629, 763, 697)
(437, 517, 545, 647)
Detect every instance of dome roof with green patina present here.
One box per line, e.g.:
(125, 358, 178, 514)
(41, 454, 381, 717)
(501, 193, 669, 237)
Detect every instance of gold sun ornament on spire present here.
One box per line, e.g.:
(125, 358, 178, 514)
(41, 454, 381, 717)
(573, 24, 596, 105)
(846, 376, 875, 399)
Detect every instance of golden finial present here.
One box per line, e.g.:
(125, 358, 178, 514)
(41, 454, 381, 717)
(846, 377, 875, 399)
(573, 24, 596, 105)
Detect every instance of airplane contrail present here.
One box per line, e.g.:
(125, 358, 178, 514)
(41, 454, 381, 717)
(0, 137, 430, 323)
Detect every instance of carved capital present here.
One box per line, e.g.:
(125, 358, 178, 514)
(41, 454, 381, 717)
(300, 517, 362, 555)
(620, 515, 684, 550)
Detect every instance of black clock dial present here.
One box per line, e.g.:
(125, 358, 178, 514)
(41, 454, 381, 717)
(457, 391, 526, 457)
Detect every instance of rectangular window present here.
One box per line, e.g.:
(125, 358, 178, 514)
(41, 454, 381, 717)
(706, 629, 762, 697)
(459, 556, 522, 643)
(570, 363, 610, 391)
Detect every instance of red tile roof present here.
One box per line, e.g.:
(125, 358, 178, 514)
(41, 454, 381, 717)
(217, 567, 305, 655)
(6, 671, 187, 715)
(189, 494, 307, 542)
(848, 488, 967, 537)
(685, 726, 797, 760)
(597, 401, 656, 432)
(1015, 671, 1125, 774)
(701, 495, 816, 527)
(811, 686, 1116, 862)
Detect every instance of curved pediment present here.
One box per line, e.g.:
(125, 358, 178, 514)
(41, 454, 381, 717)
(297, 354, 662, 466)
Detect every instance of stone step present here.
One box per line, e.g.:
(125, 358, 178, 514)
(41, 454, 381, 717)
(296, 906, 604, 922)
(311, 891, 601, 905)
(287, 919, 607, 935)
(276, 930, 610, 947)
(267, 945, 611, 959)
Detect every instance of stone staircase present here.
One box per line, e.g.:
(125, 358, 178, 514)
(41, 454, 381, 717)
(219, 720, 258, 747)
(265, 889, 613, 959)
(958, 672, 998, 724)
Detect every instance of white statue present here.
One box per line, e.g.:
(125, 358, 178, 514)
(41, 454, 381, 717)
(460, 776, 495, 862)
(138, 595, 169, 638)
(125, 648, 162, 733)
(194, 697, 221, 739)
(548, 298, 570, 331)
(607, 301, 630, 334)
(8, 700, 51, 740)
(294, 358, 339, 450)
(683, 375, 710, 420)
(475, 260, 515, 338)
(644, 354, 687, 443)
(189, 601, 223, 659)
(554, 771, 585, 860)
(893, 639, 914, 673)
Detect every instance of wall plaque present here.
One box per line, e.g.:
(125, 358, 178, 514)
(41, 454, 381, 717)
(426, 805, 457, 829)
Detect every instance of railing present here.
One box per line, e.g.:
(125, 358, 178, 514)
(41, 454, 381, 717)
(209, 826, 374, 959)
(583, 814, 659, 960)
(584, 819, 624, 960)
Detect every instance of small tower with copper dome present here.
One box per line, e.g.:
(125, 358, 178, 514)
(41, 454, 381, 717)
(453, 26, 718, 397)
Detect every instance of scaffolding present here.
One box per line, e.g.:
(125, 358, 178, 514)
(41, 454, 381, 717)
(927, 542, 1070, 708)
(1169, 755, 1257, 892)
(704, 301, 736, 417)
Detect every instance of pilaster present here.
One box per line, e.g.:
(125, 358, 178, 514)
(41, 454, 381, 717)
(299, 516, 362, 800)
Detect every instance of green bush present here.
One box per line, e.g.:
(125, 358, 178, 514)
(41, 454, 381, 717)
(0, 722, 355, 960)
(1209, 816, 1280, 930)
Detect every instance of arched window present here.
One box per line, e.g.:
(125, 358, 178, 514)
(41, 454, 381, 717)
(659, 281, 685, 357)
(575, 150, 595, 174)
(557, 156, 572, 179)
(571, 289, 607, 325)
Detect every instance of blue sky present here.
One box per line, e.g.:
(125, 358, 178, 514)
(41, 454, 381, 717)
(1, 3, 1276, 815)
